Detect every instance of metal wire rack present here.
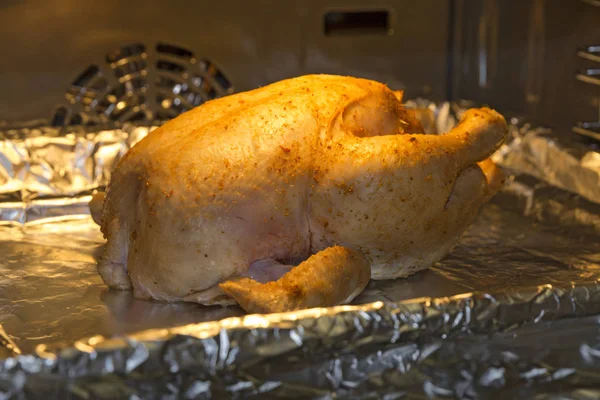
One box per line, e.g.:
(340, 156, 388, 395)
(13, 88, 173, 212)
(573, 0, 600, 141)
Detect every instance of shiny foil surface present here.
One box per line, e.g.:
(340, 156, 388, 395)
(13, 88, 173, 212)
(1, 103, 600, 398)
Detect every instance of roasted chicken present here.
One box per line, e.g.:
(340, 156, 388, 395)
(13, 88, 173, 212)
(93, 75, 507, 313)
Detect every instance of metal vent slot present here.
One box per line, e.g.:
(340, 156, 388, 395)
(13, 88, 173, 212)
(53, 42, 233, 127)
(156, 42, 194, 60)
(324, 10, 391, 36)
(51, 106, 68, 127)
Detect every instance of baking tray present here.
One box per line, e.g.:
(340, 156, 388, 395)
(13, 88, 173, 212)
(1, 101, 600, 398)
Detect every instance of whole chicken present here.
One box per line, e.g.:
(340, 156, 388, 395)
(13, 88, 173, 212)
(95, 74, 507, 313)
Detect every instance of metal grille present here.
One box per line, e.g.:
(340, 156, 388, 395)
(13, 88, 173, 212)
(51, 42, 233, 127)
(573, 1, 600, 141)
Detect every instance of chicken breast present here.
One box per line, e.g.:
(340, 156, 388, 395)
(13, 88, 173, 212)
(95, 74, 507, 313)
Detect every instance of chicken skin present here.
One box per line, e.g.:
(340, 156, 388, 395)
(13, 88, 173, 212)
(95, 75, 507, 313)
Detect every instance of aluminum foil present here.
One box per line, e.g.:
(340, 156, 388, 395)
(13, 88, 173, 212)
(4, 284, 600, 399)
(1, 103, 600, 398)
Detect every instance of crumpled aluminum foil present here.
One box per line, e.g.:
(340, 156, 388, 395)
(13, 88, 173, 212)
(1, 103, 600, 398)
(4, 284, 600, 399)
(0, 124, 152, 224)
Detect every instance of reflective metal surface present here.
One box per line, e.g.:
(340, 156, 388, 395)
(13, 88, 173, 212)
(1, 102, 600, 398)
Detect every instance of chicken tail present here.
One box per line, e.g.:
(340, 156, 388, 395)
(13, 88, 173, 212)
(219, 246, 371, 313)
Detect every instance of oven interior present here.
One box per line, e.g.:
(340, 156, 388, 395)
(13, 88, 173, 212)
(1, 0, 598, 141)
(1, 3, 600, 396)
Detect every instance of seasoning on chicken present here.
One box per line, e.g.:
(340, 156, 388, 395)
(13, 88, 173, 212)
(94, 74, 507, 313)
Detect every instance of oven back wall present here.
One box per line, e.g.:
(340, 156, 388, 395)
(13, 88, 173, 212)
(0, 0, 450, 124)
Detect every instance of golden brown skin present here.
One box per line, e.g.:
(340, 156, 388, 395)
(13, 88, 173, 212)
(96, 74, 508, 313)
(220, 246, 370, 313)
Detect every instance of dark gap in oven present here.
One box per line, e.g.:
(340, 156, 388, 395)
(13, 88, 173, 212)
(156, 60, 186, 74)
(156, 43, 194, 60)
(323, 10, 390, 36)
(51, 106, 68, 126)
(72, 65, 99, 87)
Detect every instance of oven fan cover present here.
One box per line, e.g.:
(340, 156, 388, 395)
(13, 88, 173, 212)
(52, 42, 233, 127)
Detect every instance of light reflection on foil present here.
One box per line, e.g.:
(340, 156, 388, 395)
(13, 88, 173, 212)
(1, 104, 600, 398)
(0, 124, 154, 225)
